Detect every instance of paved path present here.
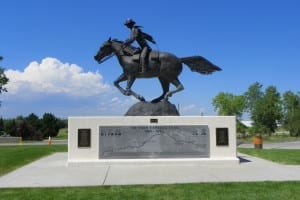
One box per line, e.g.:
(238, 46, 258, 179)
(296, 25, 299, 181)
(238, 141, 300, 149)
(0, 152, 299, 188)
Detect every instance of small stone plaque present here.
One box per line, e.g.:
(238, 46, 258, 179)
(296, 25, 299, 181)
(216, 128, 229, 146)
(78, 129, 91, 148)
(99, 125, 209, 159)
(150, 118, 158, 123)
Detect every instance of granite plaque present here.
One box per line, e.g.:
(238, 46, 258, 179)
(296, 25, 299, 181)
(99, 125, 209, 159)
(78, 129, 91, 147)
(216, 128, 229, 146)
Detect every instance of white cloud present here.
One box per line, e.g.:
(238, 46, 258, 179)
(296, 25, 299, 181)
(5, 57, 111, 97)
(97, 96, 138, 115)
(1, 57, 145, 117)
(180, 104, 197, 113)
(180, 104, 206, 115)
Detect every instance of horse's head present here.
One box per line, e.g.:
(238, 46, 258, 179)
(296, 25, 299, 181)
(94, 38, 114, 63)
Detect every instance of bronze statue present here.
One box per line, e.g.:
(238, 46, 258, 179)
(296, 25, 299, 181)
(94, 38, 221, 103)
(123, 18, 156, 74)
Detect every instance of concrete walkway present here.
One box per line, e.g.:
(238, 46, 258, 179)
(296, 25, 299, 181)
(0, 152, 300, 188)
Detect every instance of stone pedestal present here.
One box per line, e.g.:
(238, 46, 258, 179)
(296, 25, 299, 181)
(125, 101, 179, 116)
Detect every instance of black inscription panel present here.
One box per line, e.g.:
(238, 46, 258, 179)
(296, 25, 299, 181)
(78, 129, 91, 148)
(99, 125, 210, 159)
(216, 128, 229, 146)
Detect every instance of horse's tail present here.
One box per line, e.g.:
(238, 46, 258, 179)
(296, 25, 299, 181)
(180, 56, 222, 75)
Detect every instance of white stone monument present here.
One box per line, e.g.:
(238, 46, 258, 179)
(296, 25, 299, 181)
(68, 116, 239, 166)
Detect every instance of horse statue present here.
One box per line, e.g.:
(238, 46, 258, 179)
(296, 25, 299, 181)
(94, 38, 221, 103)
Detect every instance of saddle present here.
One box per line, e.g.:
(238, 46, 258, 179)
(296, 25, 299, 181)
(122, 46, 159, 64)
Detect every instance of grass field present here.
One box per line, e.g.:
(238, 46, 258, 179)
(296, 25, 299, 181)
(238, 148, 300, 165)
(1, 145, 300, 199)
(1, 181, 300, 200)
(0, 145, 67, 176)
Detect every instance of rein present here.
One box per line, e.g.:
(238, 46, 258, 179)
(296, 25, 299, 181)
(97, 40, 140, 64)
(98, 41, 125, 64)
(97, 53, 115, 64)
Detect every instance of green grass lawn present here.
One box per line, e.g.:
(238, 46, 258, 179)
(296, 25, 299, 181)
(238, 148, 300, 165)
(0, 145, 67, 176)
(55, 128, 68, 140)
(0, 181, 300, 200)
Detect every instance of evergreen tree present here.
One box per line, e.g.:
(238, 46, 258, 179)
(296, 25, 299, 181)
(0, 117, 4, 134)
(4, 119, 17, 136)
(41, 113, 60, 137)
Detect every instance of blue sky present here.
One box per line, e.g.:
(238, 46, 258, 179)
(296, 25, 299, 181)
(1, 0, 299, 118)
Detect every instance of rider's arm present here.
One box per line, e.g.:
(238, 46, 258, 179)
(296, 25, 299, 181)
(123, 27, 138, 46)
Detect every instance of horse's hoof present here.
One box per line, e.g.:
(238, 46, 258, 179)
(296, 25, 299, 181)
(151, 98, 161, 103)
(151, 100, 159, 103)
(163, 97, 169, 102)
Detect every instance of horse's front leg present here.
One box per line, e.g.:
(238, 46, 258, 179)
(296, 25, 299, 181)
(126, 76, 145, 102)
(114, 73, 128, 95)
(114, 74, 145, 101)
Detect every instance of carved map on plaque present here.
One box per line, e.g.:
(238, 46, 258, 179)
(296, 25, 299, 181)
(99, 125, 209, 159)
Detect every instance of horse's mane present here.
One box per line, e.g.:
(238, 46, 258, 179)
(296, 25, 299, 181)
(111, 38, 123, 44)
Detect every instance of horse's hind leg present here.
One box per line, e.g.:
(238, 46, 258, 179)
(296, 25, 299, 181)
(164, 77, 184, 100)
(151, 77, 169, 103)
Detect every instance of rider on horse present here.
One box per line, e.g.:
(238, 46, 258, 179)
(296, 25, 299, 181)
(123, 18, 156, 74)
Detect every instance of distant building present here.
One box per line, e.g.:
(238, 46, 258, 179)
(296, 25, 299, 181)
(240, 120, 253, 128)
(240, 120, 282, 128)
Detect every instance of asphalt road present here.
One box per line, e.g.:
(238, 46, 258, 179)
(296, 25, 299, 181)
(0, 139, 67, 146)
(238, 141, 300, 149)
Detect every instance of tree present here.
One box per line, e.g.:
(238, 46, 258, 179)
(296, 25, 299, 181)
(16, 116, 42, 140)
(282, 91, 299, 117)
(0, 117, 4, 130)
(0, 56, 9, 106)
(26, 113, 41, 131)
(251, 86, 282, 134)
(2, 113, 67, 140)
(212, 92, 246, 120)
(282, 91, 300, 136)
(4, 119, 17, 136)
(41, 113, 60, 137)
(0, 117, 4, 134)
(25, 113, 43, 140)
(15, 116, 31, 138)
(244, 82, 263, 114)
